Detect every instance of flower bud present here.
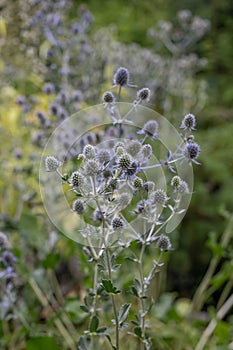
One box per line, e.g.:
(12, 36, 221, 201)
(45, 156, 61, 172)
(157, 234, 171, 251)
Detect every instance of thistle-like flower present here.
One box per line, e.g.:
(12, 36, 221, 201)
(157, 234, 172, 251)
(113, 67, 130, 87)
(138, 120, 158, 139)
(103, 91, 115, 104)
(137, 88, 151, 102)
(73, 199, 86, 214)
(180, 113, 196, 131)
(70, 171, 85, 187)
(45, 156, 61, 172)
(183, 142, 200, 161)
(150, 189, 168, 206)
(111, 217, 125, 231)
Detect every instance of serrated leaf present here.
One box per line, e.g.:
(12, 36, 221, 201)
(118, 303, 131, 325)
(101, 279, 120, 294)
(89, 315, 99, 333)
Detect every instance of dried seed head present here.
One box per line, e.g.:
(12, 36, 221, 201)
(181, 113, 196, 130)
(103, 91, 115, 103)
(157, 234, 172, 251)
(73, 199, 86, 214)
(111, 217, 125, 231)
(113, 67, 129, 87)
(45, 156, 61, 172)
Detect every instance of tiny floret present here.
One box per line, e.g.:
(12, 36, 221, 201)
(73, 199, 86, 214)
(171, 176, 182, 188)
(45, 156, 61, 172)
(137, 88, 151, 102)
(157, 234, 172, 251)
(181, 113, 196, 130)
(111, 217, 125, 231)
(133, 177, 143, 189)
(113, 67, 129, 87)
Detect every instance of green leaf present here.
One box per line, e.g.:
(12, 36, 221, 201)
(134, 326, 142, 339)
(26, 337, 60, 350)
(101, 279, 120, 294)
(89, 315, 99, 333)
(105, 334, 117, 350)
(96, 326, 107, 333)
(118, 303, 131, 325)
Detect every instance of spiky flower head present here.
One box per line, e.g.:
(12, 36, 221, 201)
(85, 159, 100, 176)
(97, 149, 111, 164)
(178, 180, 189, 194)
(171, 176, 182, 188)
(70, 171, 85, 187)
(72, 199, 86, 214)
(45, 156, 61, 172)
(150, 189, 168, 206)
(111, 217, 125, 231)
(126, 140, 142, 157)
(43, 82, 55, 94)
(143, 181, 155, 192)
(183, 142, 200, 160)
(138, 120, 158, 139)
(133, 177, 143, 189)
(181, 113, 196, 130)
(103, 91, 115, 103)
(118, 153, 131, 170)
(141, 144, 152, 158)
(126, 161, 138, 176)
(83, 144, 96, 159)
(157, 234, 172, 251)
(137, 88, 151, 102)
(113, 67, 129, 87)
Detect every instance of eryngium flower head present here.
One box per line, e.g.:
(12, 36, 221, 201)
(70, 171, 85, 187)
(0, 232, 7, 248)
(178, 180, 189, 194)
(150, 189, 168, 206)
(2, 251, 17, 266)
(97, 149, 111, 164)
(83, 144, 96, 159)
(157, 234, 171, 251)
(73, 199, 85, 214)
(143, 181, 155, 192)
(42, 82, 55, 94)
(111, 217, 125, 231)
(171, 176, 182, 188)
(183, 142, 200, 160)
(85, 159, 99, 176)
(45, 156, 61, 172)
(141, 144, 152, 158)
(138, 120, 158, 139)
(113, 67, 129, 87)
(180, 113, 196, 130)
(126, 140, 142, 157)
(126, 161, 138, 176)
(137, 88, 151, 102)
(133, 177, 143, 188)
(103, 91, 115, 103)
(118, 153, 131, 170)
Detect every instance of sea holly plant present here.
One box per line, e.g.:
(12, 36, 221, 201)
(40, 67, 200, 349)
